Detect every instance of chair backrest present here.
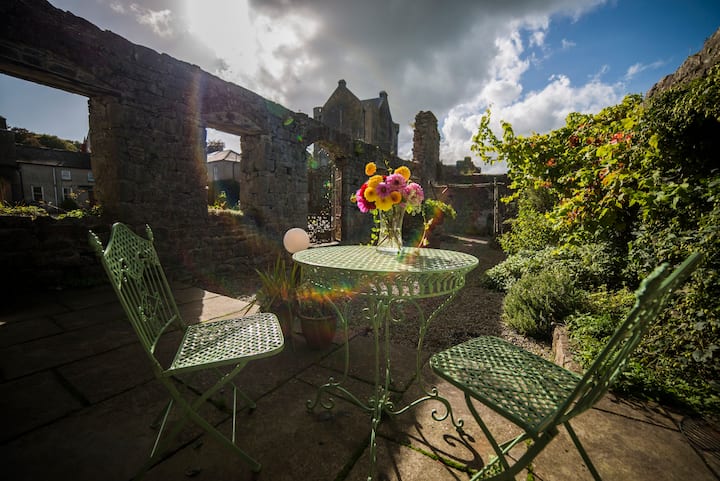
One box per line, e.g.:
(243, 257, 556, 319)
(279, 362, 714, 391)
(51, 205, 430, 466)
(89, 223, 184, 359)
(548, 252, 703, 430)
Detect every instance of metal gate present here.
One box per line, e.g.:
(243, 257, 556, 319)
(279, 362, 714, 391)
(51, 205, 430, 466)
(307, 163, 336, 244)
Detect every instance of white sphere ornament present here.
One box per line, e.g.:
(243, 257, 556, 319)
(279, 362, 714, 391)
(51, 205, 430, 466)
(283, 228, 310, 253)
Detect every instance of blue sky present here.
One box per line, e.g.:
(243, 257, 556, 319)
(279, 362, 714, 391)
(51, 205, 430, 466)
(1, 0, 718, 173)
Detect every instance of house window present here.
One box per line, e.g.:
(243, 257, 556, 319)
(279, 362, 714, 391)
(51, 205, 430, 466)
(87, 171, 94, 182)
(32, 186, 44, 201)
(213, 166, 219, 181)
(63, 187, 72, 200)
(61, 170, 71, 180)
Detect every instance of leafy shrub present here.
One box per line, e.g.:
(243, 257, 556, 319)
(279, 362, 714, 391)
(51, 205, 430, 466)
(485, 243, 621, 292)
(502, 265, 586, 339)
(566, 288, 635, 366)
(0, 201, 49, 218)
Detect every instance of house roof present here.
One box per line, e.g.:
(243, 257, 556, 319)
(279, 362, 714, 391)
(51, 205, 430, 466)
(207, 149, 241, 163)
(15, 145, 91, 169)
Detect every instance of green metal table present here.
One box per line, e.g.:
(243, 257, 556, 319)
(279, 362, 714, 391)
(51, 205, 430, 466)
(292, 245, 478, 480)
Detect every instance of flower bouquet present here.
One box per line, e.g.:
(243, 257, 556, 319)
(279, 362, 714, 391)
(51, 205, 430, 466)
(351, 161, 424, 252)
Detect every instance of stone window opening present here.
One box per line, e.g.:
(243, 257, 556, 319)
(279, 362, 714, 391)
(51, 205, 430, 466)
(206, 128, 242, 210)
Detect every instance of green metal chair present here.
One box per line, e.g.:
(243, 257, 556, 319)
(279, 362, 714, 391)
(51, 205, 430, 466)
(89, 223, 284, 478)
(430, 252, 703, 481)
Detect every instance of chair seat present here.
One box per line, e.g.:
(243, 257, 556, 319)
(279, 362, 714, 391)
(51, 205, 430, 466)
(430, 336, 581, 432)
(168, 312, 284, 375)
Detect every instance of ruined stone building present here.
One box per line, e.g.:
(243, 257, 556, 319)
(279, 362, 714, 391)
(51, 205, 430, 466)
(314, 80, 399, 156)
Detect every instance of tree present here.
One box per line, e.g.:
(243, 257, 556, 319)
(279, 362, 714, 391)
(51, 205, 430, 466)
(11, 127, 79, 151)
(206, 139, 225, 154)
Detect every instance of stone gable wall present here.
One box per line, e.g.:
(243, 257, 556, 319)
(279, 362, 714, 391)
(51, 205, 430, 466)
(647, 28, 720, 98)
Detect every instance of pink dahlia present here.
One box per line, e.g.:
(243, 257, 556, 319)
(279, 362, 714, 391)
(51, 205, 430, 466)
(385, 173, 407, 191)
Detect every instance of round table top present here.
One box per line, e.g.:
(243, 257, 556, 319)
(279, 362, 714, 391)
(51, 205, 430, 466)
(293, 245, 479, 298)
(293, 245, 478, 273)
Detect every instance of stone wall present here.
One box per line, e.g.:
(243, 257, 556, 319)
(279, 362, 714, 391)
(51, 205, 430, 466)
(412, 111, 441, 187)
(427, 174, 512, 237)
(0, 212, 278, 293)
(0, 215, 108, 292)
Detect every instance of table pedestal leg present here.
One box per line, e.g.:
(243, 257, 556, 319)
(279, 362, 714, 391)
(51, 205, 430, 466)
(307, 293, 465, 480)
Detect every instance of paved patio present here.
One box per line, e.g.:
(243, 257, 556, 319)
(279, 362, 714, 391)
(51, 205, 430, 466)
(1, 283, 718, 481)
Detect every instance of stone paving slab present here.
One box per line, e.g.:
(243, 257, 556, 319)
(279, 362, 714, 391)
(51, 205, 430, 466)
(0, 320, 136, 380)
(50, 301, 127, 331)
(346, 436, 469, 481)
(0, 315, 63, 346)
(144, 377, 372, 481)
(0, 370, 85, 443)
(57, 342, 155, 404)
(1, 379, 226, 481)
(531, 404, 718, 481)
(2, 297, 70, 324)
(320, 333, 423, 393)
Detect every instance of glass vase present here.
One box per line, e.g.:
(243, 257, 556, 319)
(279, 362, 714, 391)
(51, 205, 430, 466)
(376, 207, 405, 253)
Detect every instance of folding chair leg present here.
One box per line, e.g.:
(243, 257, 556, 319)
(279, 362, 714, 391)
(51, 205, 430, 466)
(465, 393, 558, 481)
(134, 361, 262, 479)
(564, 421, 603, 481)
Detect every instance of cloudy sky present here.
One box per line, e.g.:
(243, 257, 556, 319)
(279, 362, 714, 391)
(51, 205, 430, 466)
(1, 0, 719, 173)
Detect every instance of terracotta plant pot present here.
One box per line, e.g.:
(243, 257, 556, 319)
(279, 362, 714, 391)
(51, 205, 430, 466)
(299, 311, 337, 349)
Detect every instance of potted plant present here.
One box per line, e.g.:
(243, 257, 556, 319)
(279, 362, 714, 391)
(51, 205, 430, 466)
(296, 285, 338, 349)
(248, 254, 300, 342)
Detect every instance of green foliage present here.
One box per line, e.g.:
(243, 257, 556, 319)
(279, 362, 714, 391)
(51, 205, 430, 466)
(208, 181, 241, 210)
(0, 201, 101, 220)
(11, 127, 81, 151)
(0, 201, 48, 218)
(423, 198, 457, 220)
(473, 64, 720, 414)
(502, 265, 585, 340)
(206, 139, 225, 154)
(212, 190, 228, 209)
(484, 243, 621, 292)
(248, 254, 300, 313)
(497, 192, 557, 255)
(566, 288, 635, 366)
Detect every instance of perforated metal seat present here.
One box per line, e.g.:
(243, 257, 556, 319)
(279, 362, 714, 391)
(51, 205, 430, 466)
(89, 223, 284, 479)
(431, 252, 703, 481)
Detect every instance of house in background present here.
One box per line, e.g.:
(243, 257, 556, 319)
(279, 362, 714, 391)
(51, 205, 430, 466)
(0, 116, 94, 208)
(313, 79, 399, 156)
(206, 149, 242, 207)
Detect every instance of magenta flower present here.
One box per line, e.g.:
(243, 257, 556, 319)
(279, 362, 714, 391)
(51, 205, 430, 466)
(375, 182, 392, 199)
(385, 173, 407, 191)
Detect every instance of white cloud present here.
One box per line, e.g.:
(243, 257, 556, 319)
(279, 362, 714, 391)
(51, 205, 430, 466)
(590, 64, 610, 82)
(625, 60, 666, 80)
(130, 4, 174, 37)
(45, 0, 623, 176)
(561, 38, 576, 49)
(440, 22, 624, 174)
